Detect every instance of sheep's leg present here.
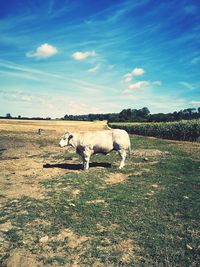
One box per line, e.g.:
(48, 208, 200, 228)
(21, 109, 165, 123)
(82, 157, 86, 170)
(83, 156, 90, 170)
(118, 149, 126, 169)
(82, 147, 91, 170)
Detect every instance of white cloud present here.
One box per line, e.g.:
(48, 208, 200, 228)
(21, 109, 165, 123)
(132, 68, 145, 76)
(72, 50, 96, 60)
(88, 64, 100, 73)
(123, 67, 145, 83)
(26, 43, 58, 59)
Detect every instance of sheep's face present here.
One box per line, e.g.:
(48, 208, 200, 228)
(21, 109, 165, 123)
(59, 132, 73, 148)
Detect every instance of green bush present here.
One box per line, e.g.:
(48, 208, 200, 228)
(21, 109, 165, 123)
(109, 120, 200, 141)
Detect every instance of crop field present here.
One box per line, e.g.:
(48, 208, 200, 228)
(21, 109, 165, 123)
(0, 119, 199, 266)
(109, 119, 200, 141)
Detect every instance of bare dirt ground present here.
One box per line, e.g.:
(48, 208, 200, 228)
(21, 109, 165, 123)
(0, 119, 108, 203)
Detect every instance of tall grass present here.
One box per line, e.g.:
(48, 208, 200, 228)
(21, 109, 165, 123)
(109, 119, 200, 141)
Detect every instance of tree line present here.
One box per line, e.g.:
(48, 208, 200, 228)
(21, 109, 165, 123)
(0, 114, 51, 120)
(64, 107, 200, 122)
(2, 107, 200, 122)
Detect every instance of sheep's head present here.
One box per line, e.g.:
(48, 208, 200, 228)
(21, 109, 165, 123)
(59, 132, 73, 148)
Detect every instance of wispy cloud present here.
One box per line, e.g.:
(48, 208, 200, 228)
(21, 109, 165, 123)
(190, 101, 200, 106)
(127, 81, 150, 90)
(0, 89, 34, 103)
(72, 51, 96, 60)
(47, 1, 78, 19)
(152, 81, 162, 86)
(26, 43, 58, 59)
(179, 81, 195, 90)
(124, 80, 161, 92)
(0, 70, 40, 81)
(0, 61, 113, 94)
(88, 64, 100, 73)
(88, 0, 150, 25)
(0, 60, 66, 83)
(191, 56, 200, 65)
(0, 88, 107, 117)
(108, 64, 115, 70)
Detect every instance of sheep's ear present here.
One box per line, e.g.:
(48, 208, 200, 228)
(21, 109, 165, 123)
(68, 134, 73, 140)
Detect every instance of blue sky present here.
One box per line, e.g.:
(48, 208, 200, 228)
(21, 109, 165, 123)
(0, 0, 200, 118)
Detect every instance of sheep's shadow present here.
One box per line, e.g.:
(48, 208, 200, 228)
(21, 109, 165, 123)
(43, 162, 112, 170)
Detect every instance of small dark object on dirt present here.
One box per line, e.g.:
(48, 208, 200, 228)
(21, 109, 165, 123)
(43, 163, 51, 168)
(38, 128, 43, 135)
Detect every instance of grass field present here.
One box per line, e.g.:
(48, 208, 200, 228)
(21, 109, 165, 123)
(0, 119, 199, 266)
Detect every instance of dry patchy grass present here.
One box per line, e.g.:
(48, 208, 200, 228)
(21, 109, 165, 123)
(105, 173, 127, 185)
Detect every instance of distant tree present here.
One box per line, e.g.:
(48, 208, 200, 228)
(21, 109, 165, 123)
(108, 113, 119, 122)
(198, 107, 200, 113)
(6, 113, 11, 118)
(149, 113, 168, 122)
(136, 107, 150, 118)
(119, 109, 129, 121)
(131, 109, 137, 118)
(141, 107, 150, 117)
(18, 115, 21, 119)
(187, 108, 196, 115)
